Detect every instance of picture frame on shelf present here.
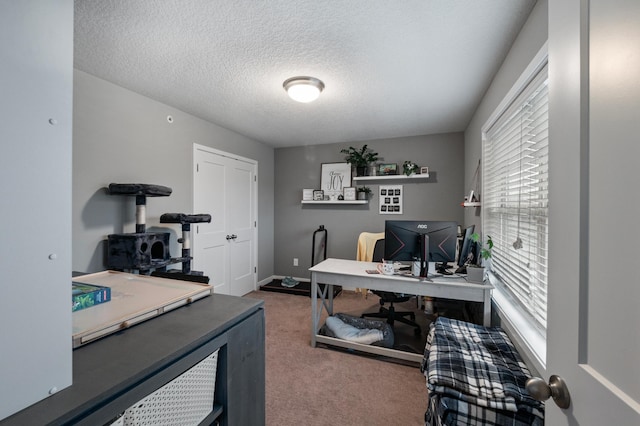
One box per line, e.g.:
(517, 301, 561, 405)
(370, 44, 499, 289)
(313, 190, 324, 201)
(378, 163, 398, 175)
(420, 166, 429, 175)
(302, 189, 314, 201)
(343, 187, 356, 201)
(321, 162, 352, 199)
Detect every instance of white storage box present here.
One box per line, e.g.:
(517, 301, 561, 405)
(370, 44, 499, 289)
(121, 350, 219, 426)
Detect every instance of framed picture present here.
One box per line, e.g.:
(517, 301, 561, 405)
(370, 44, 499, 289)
(321, 162, 352, 199)
(313, 190, 324, 201)
(343, 187, 356, 201)
(378, 163, 398, 175)
(379, 185, 403, 214)
(302, 189, 314, 201)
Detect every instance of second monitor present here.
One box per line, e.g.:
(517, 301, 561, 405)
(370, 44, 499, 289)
(384, 220, 458, 277)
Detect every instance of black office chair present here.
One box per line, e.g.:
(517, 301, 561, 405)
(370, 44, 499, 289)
(361, 239, 421, 335)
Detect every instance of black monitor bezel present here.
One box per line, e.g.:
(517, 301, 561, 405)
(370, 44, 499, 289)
(457, 225, 476, 267)
(383, 220, 458, 264)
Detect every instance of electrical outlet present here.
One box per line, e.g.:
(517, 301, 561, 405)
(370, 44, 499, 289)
(293, 258, 299, 266)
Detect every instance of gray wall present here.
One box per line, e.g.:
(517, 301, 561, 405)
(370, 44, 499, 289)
(73, 70, 275, 282)
(463, 0, 548, 232)
(1, 0, 73, 418)
(274, 133, 465, 278)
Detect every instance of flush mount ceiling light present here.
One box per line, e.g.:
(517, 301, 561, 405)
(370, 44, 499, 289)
(283, 76, 325, 103)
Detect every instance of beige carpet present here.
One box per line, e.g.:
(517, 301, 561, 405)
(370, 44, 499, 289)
(245, 289, 429, 426)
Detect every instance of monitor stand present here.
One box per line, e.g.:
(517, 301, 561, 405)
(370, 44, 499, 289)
(436, 263, 454, 275)
(418, 234, 429, 278)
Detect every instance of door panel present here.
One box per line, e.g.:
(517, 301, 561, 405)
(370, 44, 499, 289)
(587, 0, 639, 401)
(229, 238, 254, 296)
(201, 245, 227, 294)
(193, 152, 229, 294)
(226, 159, 256, 296)
(228, 164, 253, 231)
(547, 0, 640, 423)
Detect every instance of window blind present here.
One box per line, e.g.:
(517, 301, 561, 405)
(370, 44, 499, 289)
(483, 63, 549, 331)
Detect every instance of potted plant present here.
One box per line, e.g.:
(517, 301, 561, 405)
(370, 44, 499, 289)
(402, 160, 419, 176)
(356, 186, 372, 200)
(340, 145, 379, 176)
(467, 233, 493, 283)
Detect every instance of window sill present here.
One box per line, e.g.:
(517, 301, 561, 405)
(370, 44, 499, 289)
(488, 272, 547, 377)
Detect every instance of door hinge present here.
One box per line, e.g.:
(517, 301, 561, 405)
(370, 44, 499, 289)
(254, 221, 257, 227)
(254, 175, 257, 182)
(254, 267, 257, 273)
(197, 163, 199, 172)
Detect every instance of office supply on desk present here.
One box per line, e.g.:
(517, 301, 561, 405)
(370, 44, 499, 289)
(377, 260, 395, 275)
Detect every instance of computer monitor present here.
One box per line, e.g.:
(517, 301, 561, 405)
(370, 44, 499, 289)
(384, 220, 458, 277)
(457, 225, 476, 267)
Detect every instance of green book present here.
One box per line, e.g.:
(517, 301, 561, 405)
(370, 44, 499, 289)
(72, 282, 111, 312)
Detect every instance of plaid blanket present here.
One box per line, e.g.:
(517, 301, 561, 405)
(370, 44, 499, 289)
(425, 394, 545, 426)
(421, 317, 544, 425)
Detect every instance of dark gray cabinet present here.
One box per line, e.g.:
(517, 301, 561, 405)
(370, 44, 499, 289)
(1, 294, 265, 426)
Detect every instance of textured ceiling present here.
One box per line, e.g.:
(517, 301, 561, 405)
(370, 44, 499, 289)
(74, 0, 537, 148)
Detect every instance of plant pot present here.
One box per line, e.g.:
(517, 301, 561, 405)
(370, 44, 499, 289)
(356, 166, 367, 177)
(357, 192, 368, 200)
(467, 266, 485, 283)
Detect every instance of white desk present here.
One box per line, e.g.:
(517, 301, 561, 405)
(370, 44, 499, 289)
(309, 258, 493, 363)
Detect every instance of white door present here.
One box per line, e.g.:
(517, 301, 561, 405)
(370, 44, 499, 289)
(547, 1, 640, 424)
(193, 144, 257, 296)
(226, 157, 257, 296)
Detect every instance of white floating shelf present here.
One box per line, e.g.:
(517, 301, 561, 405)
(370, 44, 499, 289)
(352, 173, 429, 182)
(462, 202, 482, 207)
(301, 200, 368, 205)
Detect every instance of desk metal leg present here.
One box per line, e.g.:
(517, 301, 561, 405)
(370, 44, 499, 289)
(311, 273, 318, 347)
(483, 289, 492, 326)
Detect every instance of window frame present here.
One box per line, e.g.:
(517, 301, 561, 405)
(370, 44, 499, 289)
(481, 43, 549, 374)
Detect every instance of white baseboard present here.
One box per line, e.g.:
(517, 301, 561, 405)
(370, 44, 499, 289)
(257, 276, 273, 287)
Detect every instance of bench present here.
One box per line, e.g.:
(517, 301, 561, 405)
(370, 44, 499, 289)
(421, 317, 544, 425)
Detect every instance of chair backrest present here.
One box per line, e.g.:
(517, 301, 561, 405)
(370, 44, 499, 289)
(356, 232, 385, 261)
(372, 238, 385, 263)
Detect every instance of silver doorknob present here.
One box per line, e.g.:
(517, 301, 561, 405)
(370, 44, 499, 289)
(526, 375, 571, 409)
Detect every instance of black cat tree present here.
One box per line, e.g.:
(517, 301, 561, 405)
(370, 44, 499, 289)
(106, 183, 210, 283)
